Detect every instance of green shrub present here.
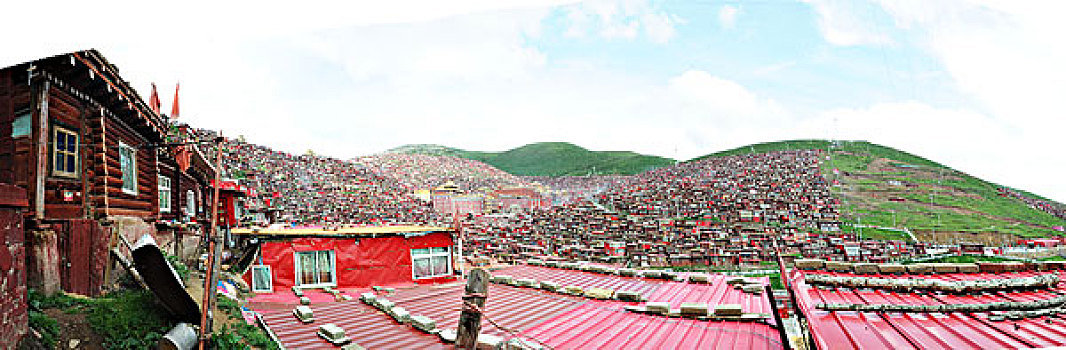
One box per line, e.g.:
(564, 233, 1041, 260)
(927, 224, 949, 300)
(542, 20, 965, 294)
(213, 297, 280, 350)
(28, 288, 87, 310)
(28, 310, 60, 348)
(165, 254, 190, 282)
(87, 290, 176, 349)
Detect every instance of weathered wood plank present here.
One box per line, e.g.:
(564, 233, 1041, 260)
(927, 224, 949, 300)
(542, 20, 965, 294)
(456, 268, 490, 349)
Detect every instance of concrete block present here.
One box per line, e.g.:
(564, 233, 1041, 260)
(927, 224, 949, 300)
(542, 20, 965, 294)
(584, 287, 614, 300)
(645, 302, 670, 315)
(715, 304, 743, 316)
(680, 303, 708, 316)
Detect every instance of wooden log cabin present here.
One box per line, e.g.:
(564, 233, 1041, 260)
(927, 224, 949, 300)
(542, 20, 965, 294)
(0, 50, 216, 295)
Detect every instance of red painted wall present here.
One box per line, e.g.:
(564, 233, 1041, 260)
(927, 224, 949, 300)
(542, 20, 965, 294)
(0, 184, 28, 348)
(245, 231, 455, 290)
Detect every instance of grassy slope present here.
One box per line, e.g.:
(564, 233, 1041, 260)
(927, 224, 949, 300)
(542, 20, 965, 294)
(692, 139, 1066, 240)
(388, 142, 675, 176)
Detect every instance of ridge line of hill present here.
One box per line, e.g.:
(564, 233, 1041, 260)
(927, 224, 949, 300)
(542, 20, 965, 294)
(384, 142, 675, 176)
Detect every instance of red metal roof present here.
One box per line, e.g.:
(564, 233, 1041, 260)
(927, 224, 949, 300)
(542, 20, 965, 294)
(524, 301, 784, 349)
(254, 283, 584, 349)
(252, 265, 784, 349)
(790, 269, 1066, 350)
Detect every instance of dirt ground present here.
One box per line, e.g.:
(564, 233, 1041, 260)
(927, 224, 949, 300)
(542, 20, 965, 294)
(43, 309, 106, 350)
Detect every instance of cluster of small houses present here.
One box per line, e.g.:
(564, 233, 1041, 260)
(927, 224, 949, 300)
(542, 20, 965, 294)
(459, 150, 951, 269)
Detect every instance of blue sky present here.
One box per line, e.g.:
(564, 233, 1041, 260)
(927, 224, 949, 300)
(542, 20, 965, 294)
(1, 0, 1064, 202)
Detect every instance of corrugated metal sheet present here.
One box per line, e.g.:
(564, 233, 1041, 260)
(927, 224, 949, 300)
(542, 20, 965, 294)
(524, 301, 784, 349)
(791, 270, 1066, 350)
(255, 283, 584, 349)
(253, 266, 783, 349)
(259, 296, 443, 349)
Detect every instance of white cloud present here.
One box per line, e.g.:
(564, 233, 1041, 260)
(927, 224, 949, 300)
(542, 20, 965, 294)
(873, 1, 1066, 129)
(719, 5, 739, 29)
(667, 70, 786, 122)
(799, 0, 1066, 202)
(642, 12, 681, 44)
(803, 0, 894, 46)
(0, 0, 577, 68)
(561, 0, 682, 43)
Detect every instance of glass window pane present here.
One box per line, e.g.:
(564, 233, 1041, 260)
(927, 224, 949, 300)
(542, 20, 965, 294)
(317, 251, 332, 284)
(252, 266, 271, 291)
(55, 155, 63, 172)
(12, 112, 31, 137)
(412, 248, 430, 255)
(431, 247, 448, 254)
(299, 253, 316, 285)
(413, 257, 432, 278)
(431, 256, 449, 276)
(56, 133, 65, 152)
(66, 155, 75, 173)
(67, 135, 76, 152)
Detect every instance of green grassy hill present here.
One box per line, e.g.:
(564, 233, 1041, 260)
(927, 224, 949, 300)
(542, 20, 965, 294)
(692, 140, 1066, 242)
(386, 142, 675, 176)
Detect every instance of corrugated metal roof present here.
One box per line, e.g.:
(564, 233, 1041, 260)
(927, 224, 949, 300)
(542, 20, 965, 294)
(790, 269, 1066, 350)
(232, 225, 454, 236)
(255, 283, 584, 349)
(252, 265, 784, 349)
(524, 301, 784, 349)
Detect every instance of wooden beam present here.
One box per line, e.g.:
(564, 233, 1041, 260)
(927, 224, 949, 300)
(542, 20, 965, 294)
(80, 105, 90, 218)
(100, 109, 109, 213)
(33, 79, 50, 219)
(456, 268, 490, 349)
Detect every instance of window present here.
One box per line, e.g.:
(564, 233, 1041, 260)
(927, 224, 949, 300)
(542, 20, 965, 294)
(412, 246, 452, 279)
(12, 110, 31, 137)
(52, 127, 79, 178)
(119, 143, 137, 194)
(185, 189, 196, 217)
(294, 250, 335, 287)
(158, 176, 172, 212)
(251, 265, 273, 293)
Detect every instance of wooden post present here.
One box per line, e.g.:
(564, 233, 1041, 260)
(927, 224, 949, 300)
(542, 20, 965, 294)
(456, 268, 490, 349)
(33, 79, 49, 219)
(198, 139, 223, 350)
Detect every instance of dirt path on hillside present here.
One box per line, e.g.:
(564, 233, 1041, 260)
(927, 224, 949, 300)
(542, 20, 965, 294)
(839, 182, 1055, 234)
(865, 157, 962, 181)
(914, 230, 1019, 245)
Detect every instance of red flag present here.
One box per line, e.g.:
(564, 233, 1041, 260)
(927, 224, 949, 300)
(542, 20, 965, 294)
(171, 83, 181, 119)
(149, 83, 162, 114)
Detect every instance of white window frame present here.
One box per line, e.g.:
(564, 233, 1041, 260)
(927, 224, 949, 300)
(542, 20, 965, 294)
(186, 189, 196, 217)
(293, 250, 337, 288)
(52, 126, 79, 178)
(158, 176, 172, 213)
(119, 142, 137, 195)
(250, 265, 273, 293)
(411, 246, 453, 279)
